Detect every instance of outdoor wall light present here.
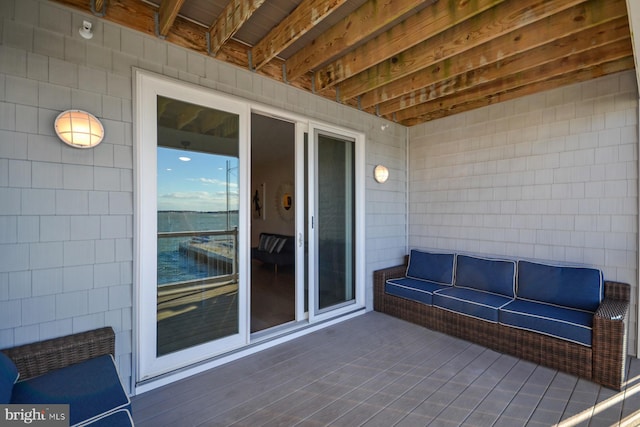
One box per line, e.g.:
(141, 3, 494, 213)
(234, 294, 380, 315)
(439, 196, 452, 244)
(54, 110, 105, 148)
(373, 164, 389, 183)
(79, 20, 94, 39)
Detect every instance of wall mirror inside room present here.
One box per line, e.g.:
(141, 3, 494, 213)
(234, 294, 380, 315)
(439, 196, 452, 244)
(156, 96, 240, 356)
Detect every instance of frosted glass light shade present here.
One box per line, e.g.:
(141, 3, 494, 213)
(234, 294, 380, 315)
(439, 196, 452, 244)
(373, 164, 389, 183)
(54, 110, 104, 148)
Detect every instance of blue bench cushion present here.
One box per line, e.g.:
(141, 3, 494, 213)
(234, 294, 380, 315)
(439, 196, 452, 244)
(11, 355, 130, 426)
(406, 250, 455, 285)
(385, 277, 450, 305)
(433, 287, 513, 322)
(0, 351, 19, 403)
(84, 409, 134, 426)
(500, 299, 594, 346)
(517, 260, 603, 312)
(455, 255, 516, 298)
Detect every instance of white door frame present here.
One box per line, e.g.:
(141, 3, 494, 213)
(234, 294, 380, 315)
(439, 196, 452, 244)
(307, 121, 366, 323)
(134, 70, 250, 382)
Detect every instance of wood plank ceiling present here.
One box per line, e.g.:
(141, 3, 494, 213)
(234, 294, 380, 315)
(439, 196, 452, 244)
(52, 0, 635, 127)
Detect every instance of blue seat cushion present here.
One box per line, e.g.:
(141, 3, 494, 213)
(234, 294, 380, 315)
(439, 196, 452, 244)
(0, 351, 19, 403)
(455, 255, 516, 298)
(83, 409, 134, 426)
(406, 250, 455, 285)
(500, 299, 593, 346)
(517, 260, 603, 312)
(433, 287, 513, 322)
(386, 277, 451, 305)
(11, 355, 130, 426)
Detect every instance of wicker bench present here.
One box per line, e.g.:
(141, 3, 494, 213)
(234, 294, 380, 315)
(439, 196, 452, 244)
(1, 327, 133, 426)
(374, 252, 630, 390)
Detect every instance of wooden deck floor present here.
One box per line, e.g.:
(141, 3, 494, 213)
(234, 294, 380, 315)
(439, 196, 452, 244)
(132, 312, 640, 426)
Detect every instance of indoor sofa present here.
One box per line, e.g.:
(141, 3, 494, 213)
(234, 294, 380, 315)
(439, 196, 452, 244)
(1, 327, 132, 426)
(374, 250, 630, 390)
(252, 232, 295, 272)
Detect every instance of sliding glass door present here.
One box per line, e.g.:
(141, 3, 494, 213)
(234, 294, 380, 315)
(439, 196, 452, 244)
(136, 72, 364, 384)
(136, 71, 249, 381)
(308, 124, 365, 321)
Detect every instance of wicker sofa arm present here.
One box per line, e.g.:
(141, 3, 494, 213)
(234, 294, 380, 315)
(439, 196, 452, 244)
(592, 282, 630, 390)
(1, 327, 115, 381)
(603, 280, 631, 301)
(373, 263, 407, 312)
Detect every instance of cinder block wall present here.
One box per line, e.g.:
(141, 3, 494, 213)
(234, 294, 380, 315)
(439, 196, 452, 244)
(409, 71, 639, 355)
(0, 0, 408, 393)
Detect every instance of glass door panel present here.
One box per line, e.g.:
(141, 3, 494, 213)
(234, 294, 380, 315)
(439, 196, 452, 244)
(316, 134, 356, 311)
(156, 120, 239, 355)
(136, 71, 248, 381)
(307, 122, 364, 322)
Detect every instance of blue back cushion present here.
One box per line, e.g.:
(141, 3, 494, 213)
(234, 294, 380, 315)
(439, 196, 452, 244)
(0, 351, 18, 403)
(406, 250, 455, 285)
(517, 260, 603, 312)
(455, 255, 516, 298)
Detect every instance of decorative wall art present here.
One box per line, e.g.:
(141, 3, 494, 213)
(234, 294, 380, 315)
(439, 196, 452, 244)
(276, 182, 294, 222)
(253, 182, 265, 220)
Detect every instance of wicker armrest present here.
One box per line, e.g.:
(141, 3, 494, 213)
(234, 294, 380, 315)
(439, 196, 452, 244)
(592, 293, 629, 390)
(373, 263, 407, 312)
(603, 280, 631, 302)
(594, 297, 629, 322)
(1, 327, 115, 381)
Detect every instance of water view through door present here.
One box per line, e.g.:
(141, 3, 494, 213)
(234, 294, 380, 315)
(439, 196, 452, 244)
(155, 97, 240, 356)
(137, 70, 249, 381)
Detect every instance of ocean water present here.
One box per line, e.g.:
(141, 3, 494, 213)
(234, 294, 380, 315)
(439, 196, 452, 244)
(157, 211, 239, 285)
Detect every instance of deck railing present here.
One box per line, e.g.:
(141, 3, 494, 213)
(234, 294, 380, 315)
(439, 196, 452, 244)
(157, 228, 238, 296)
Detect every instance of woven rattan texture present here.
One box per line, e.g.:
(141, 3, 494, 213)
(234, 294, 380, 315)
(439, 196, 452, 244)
(1, 327, 115, 380)
(374, 262, 630, 390)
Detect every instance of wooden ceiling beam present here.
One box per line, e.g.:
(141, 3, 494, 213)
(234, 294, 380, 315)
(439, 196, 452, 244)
(157, 0, 186, 37)
(378, 17, 631, 116)
(363, 0, 629, 111)
(402, 56, 635, 126)
(209, 0, 266, 57)
(284, 0, 429, 83)
(339, 0, 592, 104)
(314, 0, 505, 92)
(48, 0, 333, 97)
(94, 0, 105, 14)
(395, 40, 633, 123)
(250, 0, 348, 72)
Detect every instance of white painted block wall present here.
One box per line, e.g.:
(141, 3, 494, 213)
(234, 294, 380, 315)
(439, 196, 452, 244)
(409, 71, 639, 355)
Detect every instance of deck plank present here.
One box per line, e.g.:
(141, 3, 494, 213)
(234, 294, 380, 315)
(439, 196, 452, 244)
(133, 312, 639, 426)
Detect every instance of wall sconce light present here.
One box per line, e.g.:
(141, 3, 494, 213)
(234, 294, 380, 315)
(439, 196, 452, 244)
(79, 20, 94, 39)
(373, 164, 389, 183)
(54, 110, 104, 148)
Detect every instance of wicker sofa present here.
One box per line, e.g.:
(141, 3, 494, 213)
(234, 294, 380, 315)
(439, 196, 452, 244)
(374, 250, 630, 390)
(1, 327, 132, 426)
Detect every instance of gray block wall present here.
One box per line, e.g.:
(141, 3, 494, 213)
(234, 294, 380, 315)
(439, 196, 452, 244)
(409, 71, 639, 355)
(0, 0, 408, 393)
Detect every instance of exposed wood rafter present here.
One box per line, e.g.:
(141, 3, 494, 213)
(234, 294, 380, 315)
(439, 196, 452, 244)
(250, 0, 348, 71)
(284, 0, 429, 82)
(157, 0, 186, 37)
(209, 0, 266, 56)
(49, 0, 637, 127)
(314, 0, 506, 92)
